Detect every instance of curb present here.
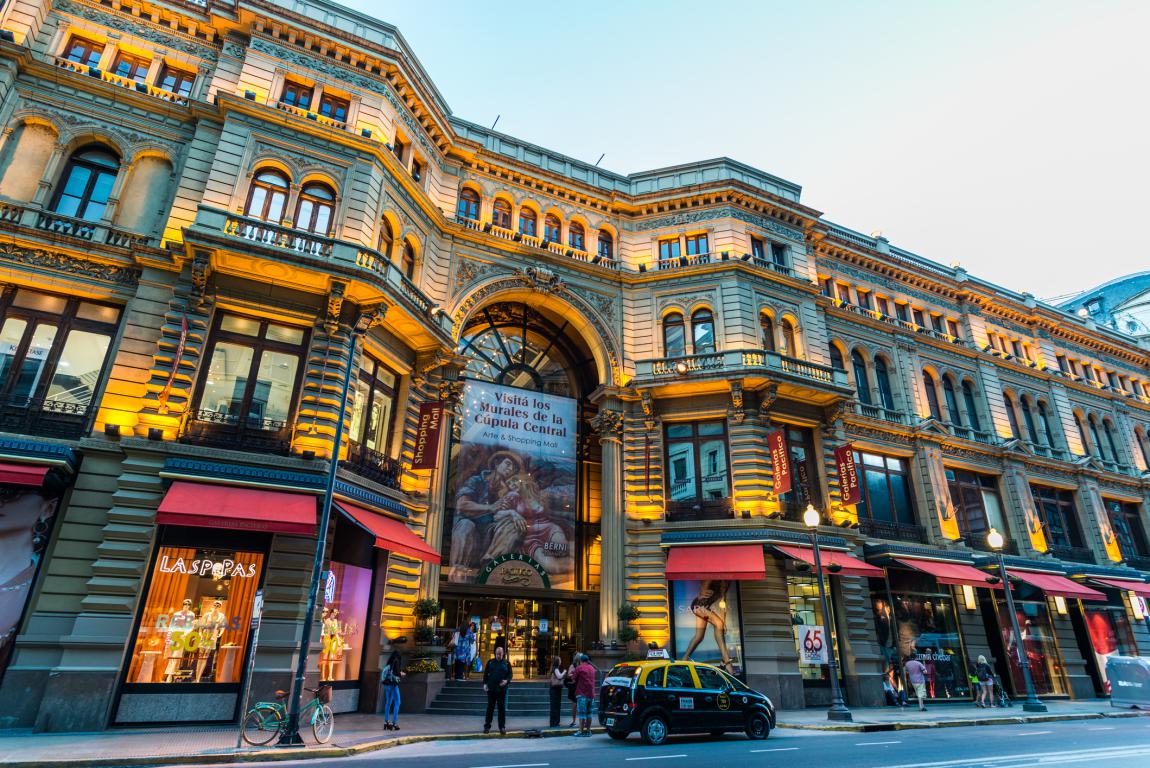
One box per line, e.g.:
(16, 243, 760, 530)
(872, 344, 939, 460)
(776, 709, 1150, 733)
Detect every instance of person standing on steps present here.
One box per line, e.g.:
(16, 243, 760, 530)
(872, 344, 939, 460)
(904, 655, 928, 711)
(548, 655, 565, 727)
(483, 644, 513, 735)
(381, 649, 405, 731)
(569, 653, 597, 737)
(450, 622, 476, 682)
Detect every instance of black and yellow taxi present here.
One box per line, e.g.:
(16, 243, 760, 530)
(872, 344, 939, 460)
(598, 659, 775, 745)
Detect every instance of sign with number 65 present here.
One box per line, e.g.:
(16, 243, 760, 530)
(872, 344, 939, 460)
(795, 625, 829, 665)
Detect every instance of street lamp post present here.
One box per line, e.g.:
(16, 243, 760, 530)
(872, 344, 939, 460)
(804, 504, 852, 722)
(986, 528, 1047, 713)
(279, 310, 379, 745)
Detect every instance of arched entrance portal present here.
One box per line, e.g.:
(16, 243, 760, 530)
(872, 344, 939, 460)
(441, 301, 602, 678)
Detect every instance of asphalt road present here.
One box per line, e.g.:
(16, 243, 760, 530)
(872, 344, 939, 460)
(216, 717, 1150, 768)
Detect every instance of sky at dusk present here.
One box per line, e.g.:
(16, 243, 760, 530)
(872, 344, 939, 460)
(343, 0, 1149, 303)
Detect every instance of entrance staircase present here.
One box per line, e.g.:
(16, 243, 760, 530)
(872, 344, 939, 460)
(426, 679, 568, 718)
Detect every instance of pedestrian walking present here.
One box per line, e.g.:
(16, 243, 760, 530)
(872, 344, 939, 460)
(904, 655, 928, 711)
(449, 622, 476, 681)
(570, 653, 597, 736)
(548, 655, 565, 727)
(975, 655, 996, 708)
(381, 649, 405, 730)
(564, 653, 580, 726)
(483, 644, 513, 735)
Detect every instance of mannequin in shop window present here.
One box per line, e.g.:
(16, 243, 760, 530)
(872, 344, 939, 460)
(320, 607, 344, 681)
(194, 599, 227, 683)
(163, 599, 197, 682)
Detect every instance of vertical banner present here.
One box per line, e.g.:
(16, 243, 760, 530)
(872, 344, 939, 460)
(1099, 514, 1124, 564)
(834, 444, 861, 505)
(445, 381, 577, 589)
(411, 401, 444, 470)
(768, 430, 791, 496)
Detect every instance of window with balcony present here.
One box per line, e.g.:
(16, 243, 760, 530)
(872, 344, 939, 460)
(912, 308, 925, 327)
(851, 350, 871, 405)
(943, 376, 961, 425)
(658, 238, 681, 261)
(63, 36, 104, 67)
(318, 93, 349, 122)
(854, 451, 918, 537)
(378, 217, 394, 256)
(780, 318, 798, 356)
(1037, 400, 1057, 448)
(876, 296, 891, 316)
(111, 51, 150, 82)
(761, 314, 776, 352)
(1030, 484, 1087, 554)
(245, 168, 290, 223)
(1005, 393, 1021, 439)
(946, 469, 1009, 549)
(876, 357, 895, 410)
(1103, 419, 1122, 465)
(665, 421, 730, 517)
(544, 213, 561, 243)
(962, 381, 982, 431)
(518, 207, 537, 236)
(923, 371, 942, 420)
(401, 240, 416, 279)
(751, 236, 765, 260)
(1106, 500, 1149, 566)
(770, 242, 787, 267)
(691, 308, 715, 354)
(663, 313, 685, 357)
(856, 289, 872, 310)
(1089, 415, 1108, 461)
(0, 288, 119, 438)
(828, 344, 844, 371)
(293, 182, 335, 234)
(946, 319, 960, 338)
(492, 198, 512, 229)
(157, 64, 195, 97)
(894, 303, 909, 322)
(189, 315, 306, 453)
(456, 188, 480, 220)
(50, 145, 120, 222)
(346, 353, 400, 487)
(685, 233, 709, 256)
(391, 136, 406, 162)
(280, 80, 313, 110)
(597, 230, 613, 260)
(568, 221, 585, 251)
(1021, 397, 1040, 444)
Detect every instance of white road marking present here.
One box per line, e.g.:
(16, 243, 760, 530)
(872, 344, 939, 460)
(625, 756, 688, 762)
(1085, 726, 1115, 731)
(1017, 731, 1053, 736)
(885, 743, 1150, 768)
(470, 764, 550, 768)
(750, 747, 800, 753)
(857, 740, 902, 745)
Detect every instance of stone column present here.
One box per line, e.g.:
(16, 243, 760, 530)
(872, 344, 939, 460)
(592, 406, 625, 644)
(419, 378, 462, 599)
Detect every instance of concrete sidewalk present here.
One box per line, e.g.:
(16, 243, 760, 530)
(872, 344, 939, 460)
(0, 700, 1144, 767)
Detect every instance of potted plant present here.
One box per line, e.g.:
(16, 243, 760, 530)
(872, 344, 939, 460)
(617, 603, 643, 654)
(398, 657, 444, 713)
(411, 598, 441, 652)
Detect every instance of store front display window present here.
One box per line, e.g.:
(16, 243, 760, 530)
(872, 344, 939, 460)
(125, 544, 265, 685)
(670, 580, 743, 676)
(872, 570, 971, 700)
(1084, 603, 1138, 694)
(995, 584, 1067, 696)
(320, 562, 372, 683)
(787, 575, 840, 683)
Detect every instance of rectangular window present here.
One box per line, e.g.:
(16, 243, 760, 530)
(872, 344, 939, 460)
(835, 283, 853, 304)
(1011, 340, 1023, 358)
(895, 303, 909, 322)
(112, 51, 150, 82)
(946, 319, 960, 338)
(684, 233, 709, 256)
(658, 238, 681, 261)
(669, 581, 744, 675)
(876, 296, 891, 316)
(664, 421, 729, 506)
(778, 426, 821, 513)
(788, 574, 841, 683)
(1056, 354, 1068, 372)
(1069, 359, 1081, 376)
(770, 242, 787, 265)
(857, 290, 872, 310)
(392, 137, 406, 162)
(348, 353, 398, 456)
(320, 560, 372, 682)
(750, 236, 765, 260)
(318, 93, 350, 122)
(281, 80, 313, 109)
(994, 585, 1067, 695)
(912, 308, 925, 327)
(1030, 484, 1084, 550)
(411, 159, 423, 182)
(854, 451, 916, 524)
(157, 64, 195, 97)
(125, 540, 266, 685)
(820, 277, 834, 297)
(63, 36, 104, 67)
(1106, 499, 1149, 560)
(931, 314, 945, 332)
(946, 468, 1008, 545)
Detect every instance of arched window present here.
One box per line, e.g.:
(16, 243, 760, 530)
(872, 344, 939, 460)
(492, 198, 512, 229)
(244, 168, 289, 222)
(962, 381, 982, 431)
(1135, 428, 1150, 468)
(1021, 397, 1039, 444)
(597, 230, 613, 260)
(943, 377, 961, 425)
(1004, 393, 1021, 438)
(294, 181, 335, 234)
(1038, 401, 1056, 448)
(691, 308, 715, 354)
(663, 313, 685, 357)
(378, 218, 394, 255)
(1075, 413, 1092, 455)
(568, 221, 585, 250)
(851, 351, 872, 405)
(544, 213, 561, 243)
(51, 145, 120, 221)
(518, 207, 537, 237)
(781, 318, 798, 356)
(1089, 416, 1108, 461)
(761, 314, 776, 352)
(829, 344, 844, 371)
(456, 188, 480, 220)
(875, 358, 895, 410)
(923, 371, 942, 421)
(1103, 420, 1121, 464)
(401, 240, 416, 279)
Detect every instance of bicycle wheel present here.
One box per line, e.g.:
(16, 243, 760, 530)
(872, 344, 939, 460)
(242, 704, 283, 746)
(312, 702, 334, 744)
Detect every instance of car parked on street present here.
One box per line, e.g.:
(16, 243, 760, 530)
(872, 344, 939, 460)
(598, 659, 775, 745)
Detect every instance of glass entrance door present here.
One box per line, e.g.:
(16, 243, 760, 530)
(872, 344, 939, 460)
(445, 597, 583, 678)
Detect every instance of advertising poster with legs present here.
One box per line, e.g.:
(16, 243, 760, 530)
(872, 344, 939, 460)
(445, 381, 578, 590)
(670, 580, 743, 676)
(0, 483, 61, 680)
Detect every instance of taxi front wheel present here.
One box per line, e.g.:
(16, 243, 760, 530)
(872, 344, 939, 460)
(641, 713, 669, 745)
(745, 710, 770, 740)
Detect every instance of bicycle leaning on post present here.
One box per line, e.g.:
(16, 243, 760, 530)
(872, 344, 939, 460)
(241, 684, 334, 746)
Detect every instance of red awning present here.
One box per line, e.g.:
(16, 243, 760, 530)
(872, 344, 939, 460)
(774, 545, 884, 578)
(157, 481, 317, 535)
(338, 502, 440, 564)
(893, 558, 1003, 589)
(1088, 577, 1150, 599)
(0, 462, 49, 486)
(665, 544, 766, 581)
(1009, 570, 1106, 601)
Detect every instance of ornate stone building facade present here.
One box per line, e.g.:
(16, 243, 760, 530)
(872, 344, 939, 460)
(0, 0, 1148, 732)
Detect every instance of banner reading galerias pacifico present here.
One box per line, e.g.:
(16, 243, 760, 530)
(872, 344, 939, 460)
(768, 430, 791, 496)
(444, 381, 577, 590)
(834, 444, 862, 506)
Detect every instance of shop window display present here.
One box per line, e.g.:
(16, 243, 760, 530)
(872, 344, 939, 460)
(995, 585, 1067, 696)
(1084, 604, 1138, 694)
(788, 575, 840, 683)
(320, 562, 372, 682)
(872, 571, 971, 700)
(670, 580, 743, 676)
(126, 546, 265, 685)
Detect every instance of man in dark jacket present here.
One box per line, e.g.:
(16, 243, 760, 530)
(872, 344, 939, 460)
(483, 645, 513, 734)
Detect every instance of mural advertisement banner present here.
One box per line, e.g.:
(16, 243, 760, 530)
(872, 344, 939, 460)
(445, 381, 577, 590)
(670, 580, 743, 676)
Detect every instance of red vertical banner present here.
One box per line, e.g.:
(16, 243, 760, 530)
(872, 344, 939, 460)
(411, 401, 444, 470)
(835, 444, 862, 506)
(768, 430, 792, 496)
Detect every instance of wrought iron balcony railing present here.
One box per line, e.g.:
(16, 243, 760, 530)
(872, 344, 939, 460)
(1048, 545, 1096, 565)
(0, 396, 93, 440)
(857, 518, 928, 544)
(181, 409, 293, 455)
(341, 443, 402, 490)
(665, 498, 734, 522)
(854, 402, 907, 424)
(635, 349, 848, 388)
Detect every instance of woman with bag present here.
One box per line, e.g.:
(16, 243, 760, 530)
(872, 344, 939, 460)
(548, 656, 565, 727)
(382, 649, 405, 730)
(451, 622, 475, 681)
(975, 655, 996, 708)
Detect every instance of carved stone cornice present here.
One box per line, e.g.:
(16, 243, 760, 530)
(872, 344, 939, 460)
(728, 381, 745, 425)
(591, 409, 625, 443)
(757, 382, 779, 417)
(0, 242, 139, 287)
